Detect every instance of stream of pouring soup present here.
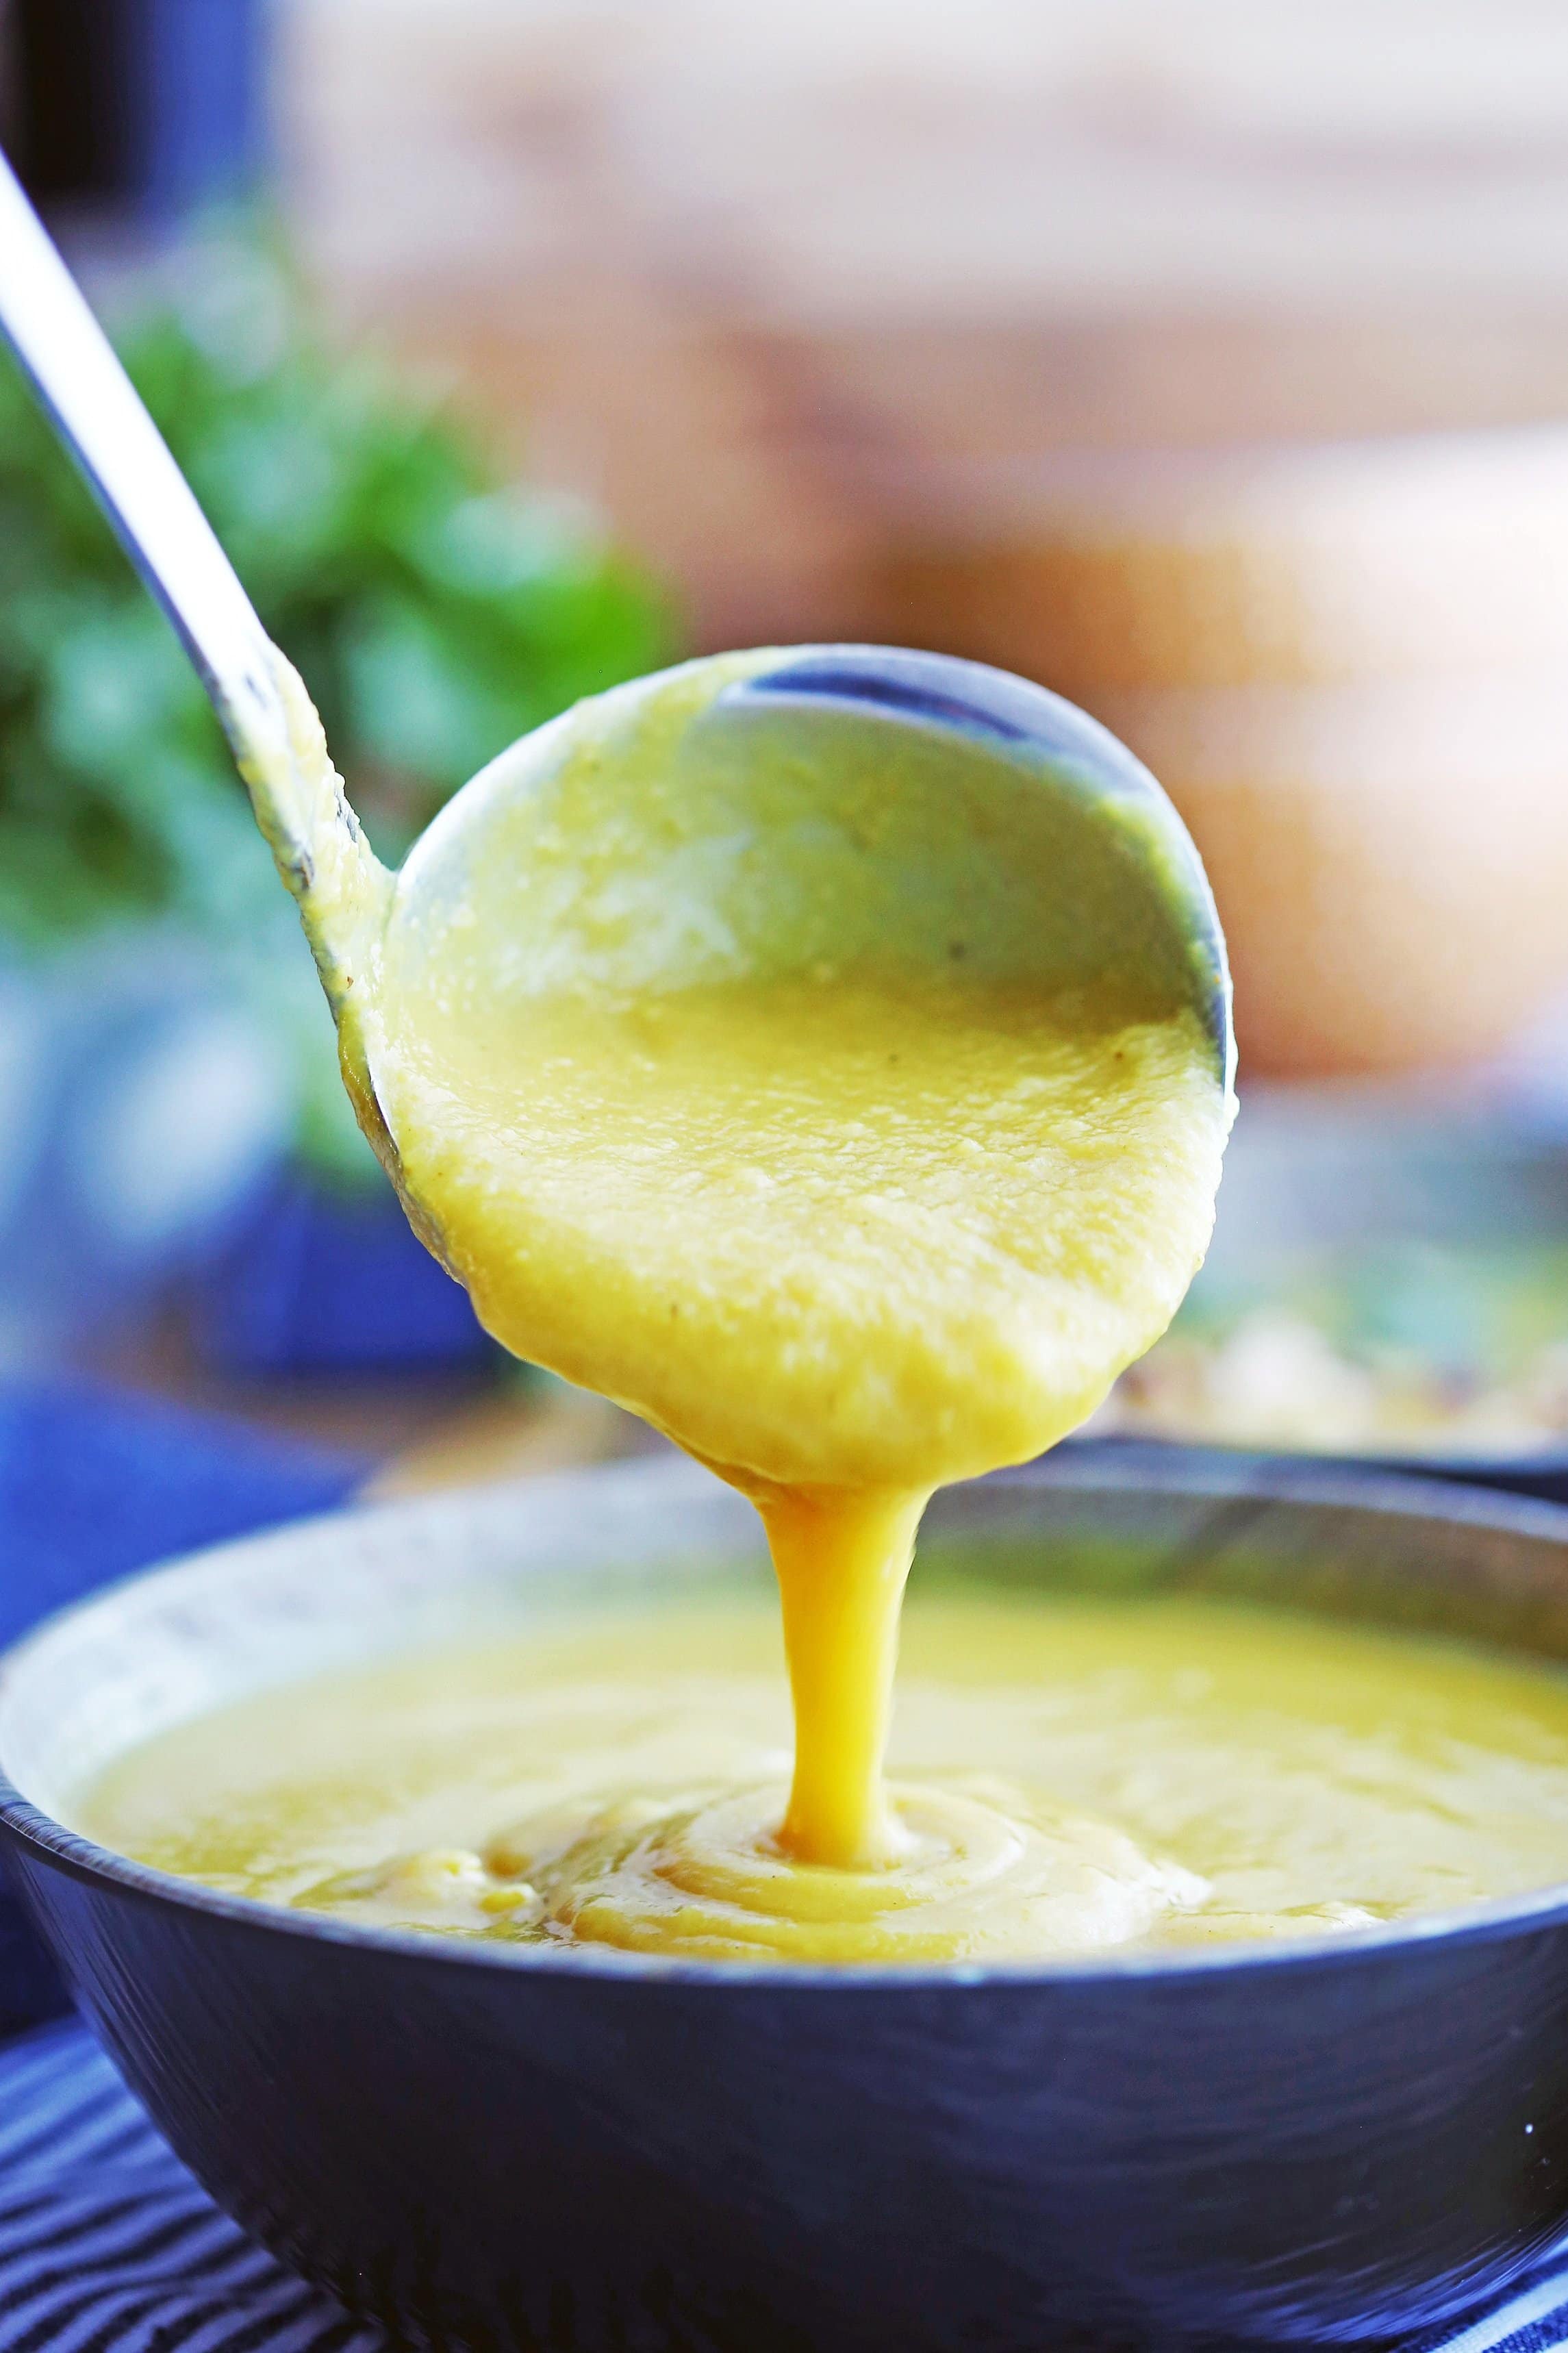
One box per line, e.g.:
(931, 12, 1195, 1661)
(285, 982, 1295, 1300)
(231, 653, 1233, 1950)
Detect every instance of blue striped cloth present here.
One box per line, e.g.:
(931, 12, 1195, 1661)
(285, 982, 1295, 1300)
(0, 2020, 379, 2352)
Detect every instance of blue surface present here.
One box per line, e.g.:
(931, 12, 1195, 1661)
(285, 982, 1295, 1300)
(131, 0, 270, 212)
(197, 1179, 493, 1374)
(0, 1380, 363, 2031)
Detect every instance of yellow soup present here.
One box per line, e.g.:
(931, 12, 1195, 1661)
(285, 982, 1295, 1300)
(81, 1587, 1568, 1965)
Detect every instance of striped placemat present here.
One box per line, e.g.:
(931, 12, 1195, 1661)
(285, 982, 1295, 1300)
(4, 2017, 1568, 2353)
(0, 2020, 379, 2353)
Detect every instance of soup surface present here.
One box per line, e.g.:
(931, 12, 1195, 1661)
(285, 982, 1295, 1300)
(81, 1582, 1568, 1965)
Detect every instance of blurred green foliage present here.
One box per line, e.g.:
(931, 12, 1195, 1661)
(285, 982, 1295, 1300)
(0, 223, 673, 1179)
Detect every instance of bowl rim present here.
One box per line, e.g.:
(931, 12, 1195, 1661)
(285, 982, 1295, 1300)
(9, 1452, 1568, 1994)
(1063, 1429, 1568, 1483)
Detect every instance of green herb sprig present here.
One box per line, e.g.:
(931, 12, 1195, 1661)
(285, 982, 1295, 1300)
(0, 222, 674, 1179)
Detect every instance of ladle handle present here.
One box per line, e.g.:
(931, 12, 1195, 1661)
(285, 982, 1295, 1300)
(0, 148, 320, 884)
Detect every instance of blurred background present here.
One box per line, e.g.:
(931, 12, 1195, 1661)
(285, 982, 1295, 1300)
(7, 0, 1568, 1498)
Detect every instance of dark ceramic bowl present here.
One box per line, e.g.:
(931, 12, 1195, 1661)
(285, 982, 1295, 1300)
(1066, 1429, 1568, 1511)
(7, 1457, 1568, 2352)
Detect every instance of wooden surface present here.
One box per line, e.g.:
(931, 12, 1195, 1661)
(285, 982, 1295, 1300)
(267, 1, 1568, 1085)
(281, 0, 1568, 647)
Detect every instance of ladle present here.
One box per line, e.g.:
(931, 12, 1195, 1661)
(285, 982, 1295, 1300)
(0, 153, 1235, 1263)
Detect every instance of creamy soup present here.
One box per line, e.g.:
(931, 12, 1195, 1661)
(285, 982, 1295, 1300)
(81, 1585, 1568, 1965)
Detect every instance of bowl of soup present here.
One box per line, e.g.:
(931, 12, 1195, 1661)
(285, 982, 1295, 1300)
(6, 1452, 1568, 2351)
